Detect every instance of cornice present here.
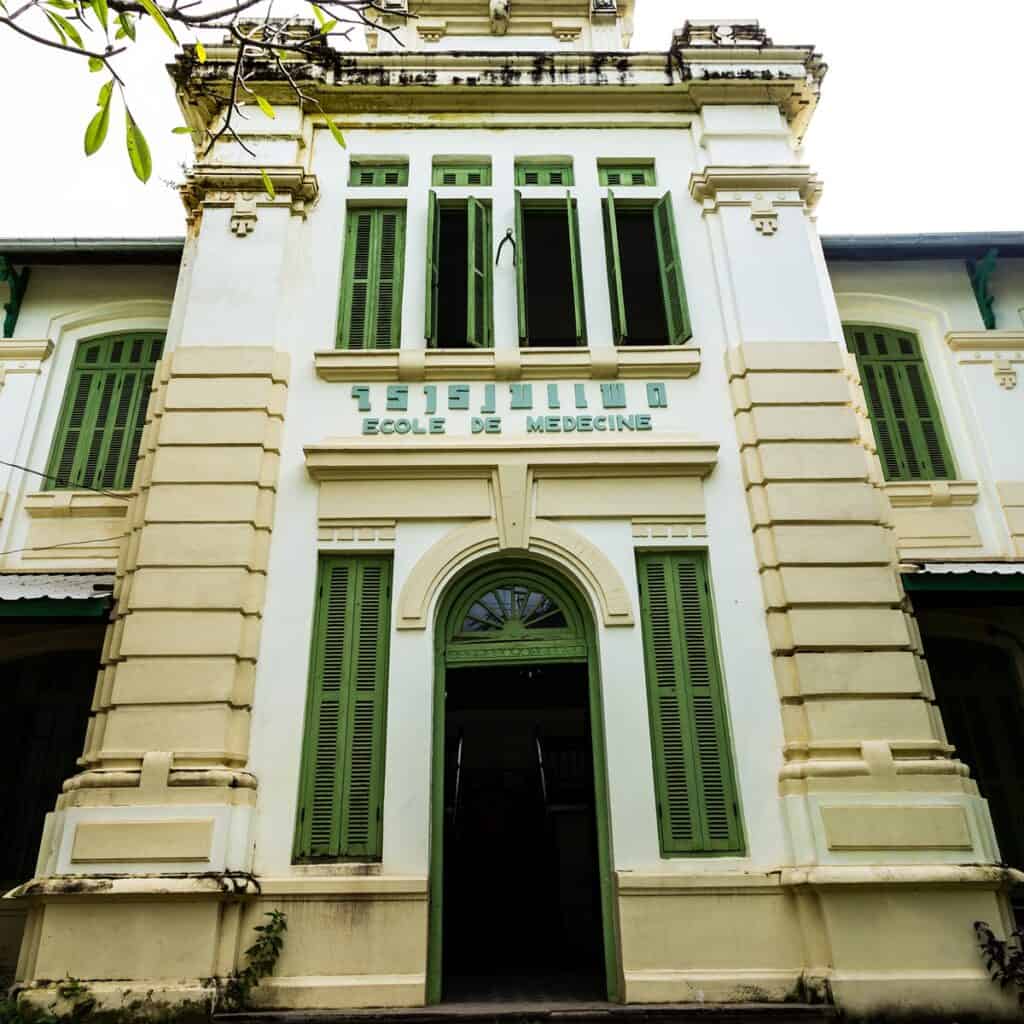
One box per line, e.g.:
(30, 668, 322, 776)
(313, 345, 701, 382)
(884, 480, 979, 509)
(0, 339, 53, 363)
(947, 330, 1024, 353)
(689, 165, 823, 207)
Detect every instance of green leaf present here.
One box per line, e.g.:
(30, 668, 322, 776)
(171, 126, 192, 134)
(260, 169, 276, 200)
(117, 11, 135, 40)
(84, 79, 113, 155)
(136, 0, 177, 44)
(45, 9, 84, 47)
(44, 10, 67, 43)
(125, 110, 152, 182)
(255, 95, 275, 120)
(195, 39, 206, 62)
(88, 56, 103, 72)
(90, 0, 108, 29)
(311, 5, 337, 34)
(325, 118, 346, 149)
(45, 0, 75, 8)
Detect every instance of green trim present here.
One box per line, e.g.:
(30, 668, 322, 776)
(337, 207, 407, 350)
(844, 324, 956, 481)
(428, 561, 622, 1004)
(602, 190, 627, 344)
(515, 161, 575, 187)
(902, 572, 1024, 593)
(348, 162, 409, 187)
(514, 189, 528, 343)
(637, 551, 744, 856)
(566, 190, 587, 344)
(294, 555, 393, 861)
(432, 163, 492, 187)
(0, 256, 31, 339)
(653, 192, 693, 345)
(599, 162, 656, 187)
(45, 333, 163, 492)
(0, 597, 110, 619)
(425, 190, 440, 345)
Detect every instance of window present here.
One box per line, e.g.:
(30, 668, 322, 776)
(844, 324, 955, 481)
(348, 162, 409, 187)
(599, 162, 656, 187)
(602, 191, 691, 346)
(337, 207, 406, 349)
(432, 162, 492, 187)
(46, 332, 163, 491)
(514, 190, 586, 347)
(295, 556, 392, 861)
(425, 192, 492, 348)
(637, 552, 743, 855)
(515, 161, 575, 187)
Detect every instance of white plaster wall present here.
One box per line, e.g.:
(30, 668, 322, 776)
(0, 266, 176, 561)
(243, 120, 796, 881)
(992, 258, 1024, 330)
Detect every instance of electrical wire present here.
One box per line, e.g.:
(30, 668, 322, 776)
(0, 532, 131, 559)
(0, 459, 132, 502)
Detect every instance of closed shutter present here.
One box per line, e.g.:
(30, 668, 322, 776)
(515, 189, 529, 344)
(602, 190, 627, 344)
(515, 162, 575, 187)
(433, 164, 491, 187)
(46, 333, 163, 491)
(339, 208, 406, 350)
(599, 163, 656, 187)
(467, 197, 489, 347)
(653, 193, 692, 345)
(844, 325, 955, 481)
(638, 552, 743, 855)
(296, 556, 392, 860)
(425, 190, 440, 346)
(566, 191, 586, 344)
(348, 163, 409, 187)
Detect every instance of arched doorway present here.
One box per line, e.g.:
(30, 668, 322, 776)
(428, 561, 619, 1003)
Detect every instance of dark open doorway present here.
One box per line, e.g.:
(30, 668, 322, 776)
(442, 662, 604, 1002)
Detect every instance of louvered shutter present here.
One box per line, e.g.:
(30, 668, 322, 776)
(638, 552, 743, 855)
(467, 197, 489, 348)
(296, 556, 392, 860)
(566, 191, 586, 344)
(341, 211, 374, 349)
(515, 189, 529, 343)
(844, 325, 955, 481)
(602, 190, 627, 344)
(47, 333, 163, 491)
(339, 209, 406, 350)
(425, 190, 440, 346)
(515, 162, 575, 187)
(653, 193, 692, 345)
(373, 210, 404, 349)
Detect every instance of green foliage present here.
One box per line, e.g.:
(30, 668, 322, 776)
(84, 80, 112, 155)
(221, 909, 288, 1011)
(125, 110, 152, 182)
(975, 920, 1024, 1006)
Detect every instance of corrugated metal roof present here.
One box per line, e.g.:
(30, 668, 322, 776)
(0, 573, 115, 601)
(822, 232, 1024, 261)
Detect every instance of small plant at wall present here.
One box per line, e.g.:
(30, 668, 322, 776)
(221, 910, 288, 1011)
(975, 920, 1024, 1006)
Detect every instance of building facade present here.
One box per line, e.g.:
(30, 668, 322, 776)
(2, 2, 1024, 1018)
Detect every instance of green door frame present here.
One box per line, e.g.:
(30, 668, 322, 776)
(427, 560, 622, 1003)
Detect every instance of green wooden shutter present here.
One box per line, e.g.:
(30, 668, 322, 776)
(433, 163, 491, 187)
(602, 190, 627, 344)
(566, 191, 586, 344)
(653, 193, 692, 345)
(844, 325, 955, 481)
(349, 163, 409, 187)
(515, 189, 528, 344)
(425, 190, 440, 346)
(46, 333, 163, 491)
(296, 556, 392, 860)
(467, 197, 490, 348)
(339, 208, 406, 350)
(599, 163, 656, 187)
(515, 162, 575, 187)
(638, 552, 743, 855)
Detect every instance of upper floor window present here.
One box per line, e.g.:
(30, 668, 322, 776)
(46, 332, 163, 491)
(515, 160, 575, 187)
(337, 206, 406, 350)
(432, 160, 492, 187)
(602, 191, 691, 346)
(348, 161, 409, 187)
(515, 190, 586, 348)
(598, 161, 656, 187)
(425, 192, 492, 349)
(844, 324, 955, 481)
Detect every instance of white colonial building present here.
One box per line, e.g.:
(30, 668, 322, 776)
(2, 2, 1024, 1020)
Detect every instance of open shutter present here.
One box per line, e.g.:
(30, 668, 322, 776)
(602, 190, 627, 344)
(515, 189, 528, 344)
(845, 326, 955, 482)
(566, 191, 586, 344)
(467, 197, 489, 348)
(425, 190, 440, 346)
(374, 210, 404, 349)
(340, 211, 375, 350)
(638, 552, 743, 855)
(296, 556, 392, 860)
(653, 192, 692, 344)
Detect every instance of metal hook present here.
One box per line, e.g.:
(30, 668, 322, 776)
(496, 228, 516, 267)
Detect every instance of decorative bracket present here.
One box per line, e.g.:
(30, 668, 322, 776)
(0, 256, 31, 339)
(689, 166, 823, 237)
(994, 360, 1018, 391)
(967, 247, 999, 330)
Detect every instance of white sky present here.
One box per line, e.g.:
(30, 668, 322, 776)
(1, 0, 1022, 238)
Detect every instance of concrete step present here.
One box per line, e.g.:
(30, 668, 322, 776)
(220, 1003, 838, 1024)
